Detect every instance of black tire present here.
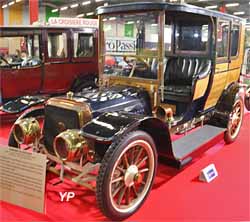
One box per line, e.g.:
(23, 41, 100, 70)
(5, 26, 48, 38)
(8, 130, 18, 147)
(96, 130, 157, 221)
(224, 96, 244, 144)
(71, 75, 97, 93)
(245, 87, 250, 111)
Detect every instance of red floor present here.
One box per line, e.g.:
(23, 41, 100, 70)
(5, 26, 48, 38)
(0, 113, 249, 221)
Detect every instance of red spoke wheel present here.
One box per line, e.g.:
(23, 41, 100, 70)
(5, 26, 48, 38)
(224, 96, 244, 144)
(96, 130, 157, 220)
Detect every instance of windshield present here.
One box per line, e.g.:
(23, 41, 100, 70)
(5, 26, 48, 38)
(0, 35, 41, 68)
(102, 12, 159, 80)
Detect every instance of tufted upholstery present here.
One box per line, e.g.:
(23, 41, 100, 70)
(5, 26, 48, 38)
(164, 57, 211, 99)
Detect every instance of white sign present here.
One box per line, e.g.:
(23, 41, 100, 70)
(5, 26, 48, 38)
(0, 146, 47, 213)
(199, 163, 218, 183)
(48, 17, 98, 28)
(106, 38, 136, 53)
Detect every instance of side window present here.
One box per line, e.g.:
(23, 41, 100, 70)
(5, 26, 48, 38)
(73, 33, 94, 58)
(230, 24, 240, 57)
(0, 34, 41, 68)
(217, 20, 230, 58)
(33, 35, 40, 58)
(47, 32, 68, 58)
(175, 20, 209, 53)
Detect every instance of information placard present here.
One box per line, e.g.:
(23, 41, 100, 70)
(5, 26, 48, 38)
(0, 146, 46, 213)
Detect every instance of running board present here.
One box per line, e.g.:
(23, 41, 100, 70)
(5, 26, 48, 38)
(171, 125, 226, 168)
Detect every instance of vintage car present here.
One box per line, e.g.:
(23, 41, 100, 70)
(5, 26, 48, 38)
(0, 20, 98, 105)
(241, 47, 250, 110)
(8, 2, 248, 220)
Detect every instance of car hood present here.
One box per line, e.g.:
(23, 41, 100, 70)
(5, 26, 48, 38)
(73, 85, 151, 117)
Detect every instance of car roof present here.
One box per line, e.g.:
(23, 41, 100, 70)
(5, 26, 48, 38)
(97, 2, 244, 22)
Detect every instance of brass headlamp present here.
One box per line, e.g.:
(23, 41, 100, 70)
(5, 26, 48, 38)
(13, 117, 41, 144)
(53, 129, 88, 162)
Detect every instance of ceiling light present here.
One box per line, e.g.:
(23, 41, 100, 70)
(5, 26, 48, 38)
(76, 14, 84, 18)
(86, 12, 94, 16)
(225, 3, 239, 7)
(233, 11, 245, 15)
(104, 3, 108, 6)
(8, 1, 15, 6)
(60, 6, 68, 11)
(109, 17, 116, 21)
(52, 8, 58, 13)
(70, 3, 79, 8)
(2, 4, 7, 8)
(82, 1, 91, 6)
(126, 21, 135, 24)
(95, 0, 104, 2)
(16, 0, 22, 2)
(205, 5, 218, 9)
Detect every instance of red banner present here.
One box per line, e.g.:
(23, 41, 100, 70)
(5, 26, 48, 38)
(29, 0, 38, 24)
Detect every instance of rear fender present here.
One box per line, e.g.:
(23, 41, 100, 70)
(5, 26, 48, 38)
(209, 82, 241, 128)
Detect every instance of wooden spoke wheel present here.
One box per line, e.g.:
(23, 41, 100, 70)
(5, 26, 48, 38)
(224, 97, 244, 144)
(245, 87, 250, 111)
(96, 130, 157, 220)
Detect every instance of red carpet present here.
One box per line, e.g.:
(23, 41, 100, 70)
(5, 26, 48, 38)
(0, 113, 249, 221)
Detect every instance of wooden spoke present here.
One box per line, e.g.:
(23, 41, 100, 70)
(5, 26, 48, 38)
(134, 147, 143, 165)
(123, 153, 129, 169)
(117, 186, 127, 206)
(125, 187, 131, 205)
(132, 185, 138, 197)
(136, 155, 149, 168)
(112, 183, 124, 198)
(116, 165, 126, 173)
(111, 176, 124, 184)
(139, 168, 149, 173)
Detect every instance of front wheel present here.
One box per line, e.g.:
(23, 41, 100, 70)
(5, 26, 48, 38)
(96, 130, 157, 220)
(224, 96, 244, 144)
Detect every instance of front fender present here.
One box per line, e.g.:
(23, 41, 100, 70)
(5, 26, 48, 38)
(81, 112, 143, 142)
(81, 112, 174, 160)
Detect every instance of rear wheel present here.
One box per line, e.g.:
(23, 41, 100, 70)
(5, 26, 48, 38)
(245, 87, 250, 111)
(224, 96, 244, 144)
(96, 130, 157, 220)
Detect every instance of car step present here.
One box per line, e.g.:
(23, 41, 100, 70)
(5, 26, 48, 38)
(172, 125, 226, 168)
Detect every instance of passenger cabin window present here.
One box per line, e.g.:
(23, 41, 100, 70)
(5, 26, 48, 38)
(175, 20, 209, 53)
(230, 24, 240, 57)
(73, 33, 94, 58)
(0, 34, 41, 68)
(47, 32, 68, 58)
(216, 21, 230, 58)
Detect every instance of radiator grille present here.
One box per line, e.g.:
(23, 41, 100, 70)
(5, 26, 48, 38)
(43, 105, 80, 154)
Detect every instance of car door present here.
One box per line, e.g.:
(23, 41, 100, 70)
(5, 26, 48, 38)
(227, 22, 243, 85)
(42, 29, 72, 94)
(0, 30, 42, 100)
(205, 19, 230, 110)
